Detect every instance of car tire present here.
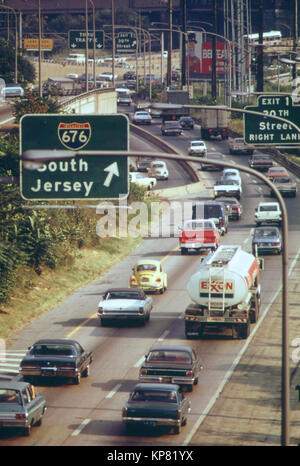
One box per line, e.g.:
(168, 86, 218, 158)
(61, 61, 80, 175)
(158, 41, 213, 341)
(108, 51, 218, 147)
(22, 425, 31, 436)
(73, 373, 81, 385)
(34, 417, 43, 427)
(174, 424, 181, 435)
(82, 365, 90, 378)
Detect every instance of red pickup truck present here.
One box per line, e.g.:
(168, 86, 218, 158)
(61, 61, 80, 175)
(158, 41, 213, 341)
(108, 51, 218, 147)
(179, 219, 220, 255)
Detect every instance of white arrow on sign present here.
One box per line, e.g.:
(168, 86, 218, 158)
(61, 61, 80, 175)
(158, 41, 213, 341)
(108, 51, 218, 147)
(103, 162, 120, 187)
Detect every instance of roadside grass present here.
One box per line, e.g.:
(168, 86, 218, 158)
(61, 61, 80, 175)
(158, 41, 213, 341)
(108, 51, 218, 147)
(0, 235, 142, 340)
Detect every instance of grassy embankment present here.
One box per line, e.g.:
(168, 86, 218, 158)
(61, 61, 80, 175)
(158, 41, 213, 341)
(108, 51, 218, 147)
(0, 191, 160, 340)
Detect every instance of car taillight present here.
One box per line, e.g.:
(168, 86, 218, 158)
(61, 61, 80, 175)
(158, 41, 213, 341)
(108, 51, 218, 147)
(130, 276, 137, 283)
(219, 218, 224, 226)
(98, 307, 104, 314)
(186, 370, 193, 377)
(138, 307, 144, 314)
(140, 369, 147, 375)
(16, 413, 26, 419)
(156, 278, 161, 282)
(272, 242, 281, 246)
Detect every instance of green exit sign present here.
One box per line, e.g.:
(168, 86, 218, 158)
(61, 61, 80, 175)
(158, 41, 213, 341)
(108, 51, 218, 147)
(244, 95, 300, 145)
(20, 114, 129, 200)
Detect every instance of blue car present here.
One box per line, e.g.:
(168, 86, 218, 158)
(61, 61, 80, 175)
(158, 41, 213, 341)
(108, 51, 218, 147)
(0, 381, 46, 436)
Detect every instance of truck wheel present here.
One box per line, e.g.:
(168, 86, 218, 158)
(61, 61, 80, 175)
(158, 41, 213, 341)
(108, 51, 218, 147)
(185, 322, 195, 339)
(174, 424, 181, 435)
(240, 321, 250, 339)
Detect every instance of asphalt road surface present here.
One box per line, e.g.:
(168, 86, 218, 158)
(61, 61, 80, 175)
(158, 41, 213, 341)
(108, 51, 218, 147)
(1, 108, 300, 448)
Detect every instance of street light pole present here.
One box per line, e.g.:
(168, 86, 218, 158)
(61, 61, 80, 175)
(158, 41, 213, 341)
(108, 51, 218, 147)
(38, 0, 42, 97)
(85, 0, 89, 93)
(112, 0, 115, 88)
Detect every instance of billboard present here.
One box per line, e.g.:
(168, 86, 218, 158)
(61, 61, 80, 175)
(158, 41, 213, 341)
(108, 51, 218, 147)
(187, 31, 231, 80)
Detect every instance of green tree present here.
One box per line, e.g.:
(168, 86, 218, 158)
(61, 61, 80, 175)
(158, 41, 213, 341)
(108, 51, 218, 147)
(13, 93, 63, 123)
(0, 38, 35, 85)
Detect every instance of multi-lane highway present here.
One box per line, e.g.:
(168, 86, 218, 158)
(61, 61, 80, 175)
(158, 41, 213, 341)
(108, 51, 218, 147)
(1, 106, 300, 446)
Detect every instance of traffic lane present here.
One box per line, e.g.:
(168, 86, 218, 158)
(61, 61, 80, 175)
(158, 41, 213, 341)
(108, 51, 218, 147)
(0, 211, 261, 446)
(2, 136, 296, 445)
(0, 240, 203, 445)
(130, 132, 192, 189)
(1, 221, 283, 445)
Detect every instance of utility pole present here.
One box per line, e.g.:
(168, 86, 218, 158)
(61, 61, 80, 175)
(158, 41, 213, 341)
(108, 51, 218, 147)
(211, 0, 217, 102)
(292, 0, 298, 88)
(180, 0, 187, 87)
(167, 0, 172, 87)
(256, 0, 264, 92)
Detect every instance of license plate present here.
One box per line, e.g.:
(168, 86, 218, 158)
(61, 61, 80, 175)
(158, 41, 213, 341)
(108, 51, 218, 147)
(144, 420, 156, 426)
(42, 370, 55, 376)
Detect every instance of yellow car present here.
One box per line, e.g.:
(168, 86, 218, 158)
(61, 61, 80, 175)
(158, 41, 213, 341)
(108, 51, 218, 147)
(130, 260, 167, 294)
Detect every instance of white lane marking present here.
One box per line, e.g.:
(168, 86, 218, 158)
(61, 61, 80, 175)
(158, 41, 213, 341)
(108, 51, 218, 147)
(106, 383, 122, 399)
(134, 356, 145, 368)
(71, 418, 91, 437)
(158, 329, 169, 341)
(183, 247, 300, 446)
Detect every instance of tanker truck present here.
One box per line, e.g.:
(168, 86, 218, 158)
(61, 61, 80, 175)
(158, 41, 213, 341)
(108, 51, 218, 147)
(185, 245, 261, 339)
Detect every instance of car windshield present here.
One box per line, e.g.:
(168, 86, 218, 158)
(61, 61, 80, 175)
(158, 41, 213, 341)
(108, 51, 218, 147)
(273, 177, 291, 183)
(153, 163, 164, 168)
(208, 155, 223, 161)
(138, 161, 151, 166)
(191, 142, 204, 146)
(31, 344, 75, 356)
(255, 228, 278, 238)
(193, 205, 222, 218)
(259, 205, 279, 212)
(254, 156, 270, 161)
(131, 390, 177, 403)
(106, 291, 141, 300)
(147, 350, 192, 363)
(183, 221, 214, 230)
(224, 171, 238, 177)
(136, 264, 157, 272)
(136, 112, 149, 117)
(0, 389, 21, 404)
(215, 179, 238, 185)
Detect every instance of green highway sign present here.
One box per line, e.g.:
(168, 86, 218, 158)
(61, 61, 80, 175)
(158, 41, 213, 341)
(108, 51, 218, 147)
(244, 95, 300, 145)
(68, 30, 104, 50)
(20, 114, 129, 200)
(115, 32, 137, 52)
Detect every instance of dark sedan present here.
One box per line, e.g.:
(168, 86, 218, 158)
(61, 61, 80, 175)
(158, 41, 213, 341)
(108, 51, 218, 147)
(20, 339, 93, 385)
(139, 345, 203, 392)
(198, 152, 225, 171)
(179, 116, 194, 130)
(217, 198, 243, 220)
(252, 226, 282, 255)
(248, 154, 273, 171)
(122, 383, 191, 434)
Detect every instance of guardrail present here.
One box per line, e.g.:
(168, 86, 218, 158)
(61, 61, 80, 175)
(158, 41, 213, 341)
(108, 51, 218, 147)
(229, 129, 300, 179)
(130, 123, 200, 183)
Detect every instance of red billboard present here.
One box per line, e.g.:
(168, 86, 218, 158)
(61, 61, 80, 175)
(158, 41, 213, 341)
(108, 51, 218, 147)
(187, 31, 232, 79)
